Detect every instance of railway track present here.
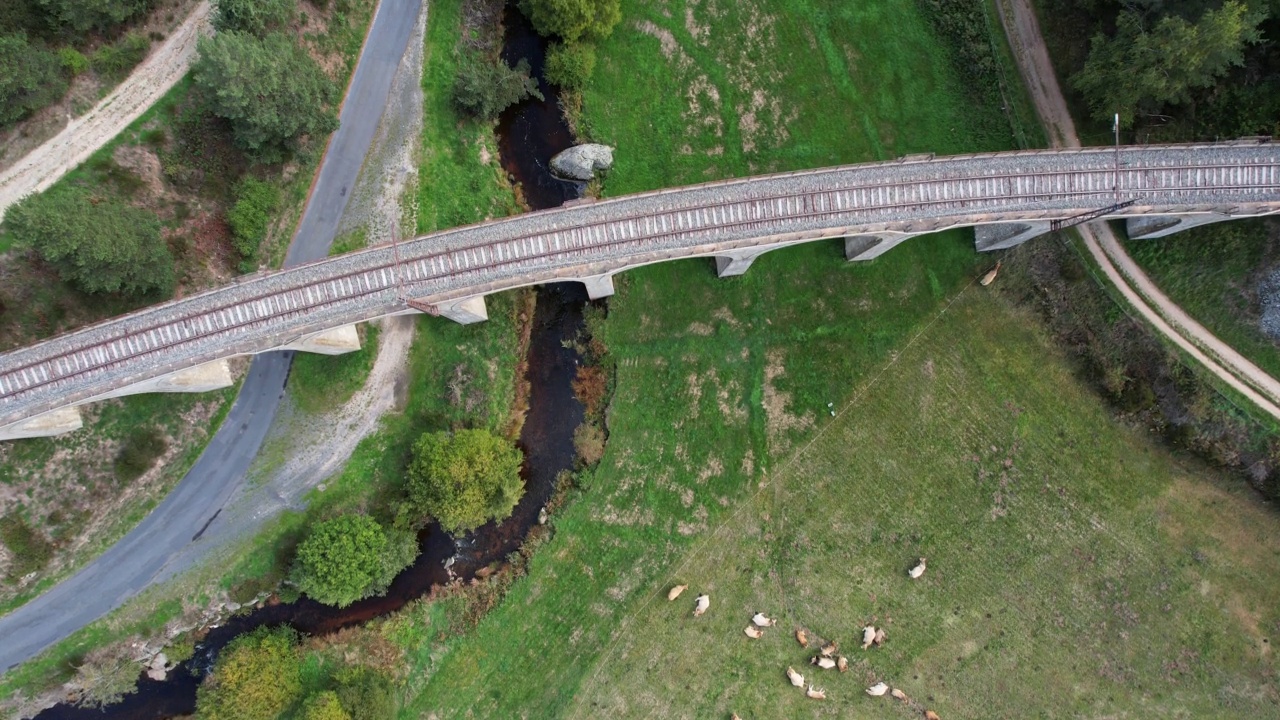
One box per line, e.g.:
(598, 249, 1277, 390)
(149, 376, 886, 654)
(3, 143, 1279, 430)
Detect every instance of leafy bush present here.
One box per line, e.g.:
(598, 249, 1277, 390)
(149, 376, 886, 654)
(114, 426, 168, 483)
(226, 177, 281, 268)
(519, 0, 621, 43)
(544, 41, 595, 90)
(0, 512, 55, 580)
(193, 31, 339, 162)
(302, 691, 351, 720)
(452, 53, 542, 121)
(213, 0, 295, 36)
(196, 626, 302, 720)
(407, 429, 525, 534)
(37, 0, 155, 34)
(4, 184, 175, 296)
(91, 32, 150, 82)
(332, 666, 397, 720)
(291, 515, 417, 607)
(0, 32, 68, 126)
(57, 46, 88, 75)
(71, 643, 141, 708)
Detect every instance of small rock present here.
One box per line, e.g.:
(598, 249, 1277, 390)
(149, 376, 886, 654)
(538, 507, 548, 525)
(149, 653, 168, 670)
(146, 667, 167, 682)
(225, 601, 241, 613)
(550, 144, 614, 181)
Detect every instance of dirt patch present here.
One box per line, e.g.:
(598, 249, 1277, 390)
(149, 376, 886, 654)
(635, 20, 693, 70)
(761, 349, 814, 454)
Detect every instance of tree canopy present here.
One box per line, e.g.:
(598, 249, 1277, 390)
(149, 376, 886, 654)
(193, 31, 338, 162)
(36, 0, 154, 34)
(0, 32, 67, 126)
(1071, 1, 1264, 127)
(212, 0, 295, 37)
(452, 54, 543, 121)
(4, 184, 174, 296)
(291, 514, 417, 607)
(196, 626, 302, 720)
(544, 41, 596, 90)
(407, 429, 525, 535)
(519, 0, 621, 43)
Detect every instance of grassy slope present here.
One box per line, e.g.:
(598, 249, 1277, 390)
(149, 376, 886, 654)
(393, 0, 1037, 714)
(287, 324, 382, 415)
(1123, 219, 1280, 382)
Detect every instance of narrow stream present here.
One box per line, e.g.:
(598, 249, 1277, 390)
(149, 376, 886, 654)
(33, 6, 588, 718)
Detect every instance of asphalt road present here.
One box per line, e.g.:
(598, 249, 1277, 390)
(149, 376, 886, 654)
(0, 0, 423, 673)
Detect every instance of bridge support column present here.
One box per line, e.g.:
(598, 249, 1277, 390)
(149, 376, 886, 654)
(434, 296, 489, 325)
(845, 234, 911, 262)
(0, 406, 83, 441)
(1127, 213, 1231, 239)
(98, 359, 236, 401)
(580, 274, 615, 300)
(278, 325, 362, 355)
(714, 249, 768, 277)
(974, 221, 1053, 252)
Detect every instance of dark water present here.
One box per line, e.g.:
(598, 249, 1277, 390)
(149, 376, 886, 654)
(33, 5, 589, 718)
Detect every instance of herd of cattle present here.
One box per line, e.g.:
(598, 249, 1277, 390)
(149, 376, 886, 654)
(670, 558, 941, 718)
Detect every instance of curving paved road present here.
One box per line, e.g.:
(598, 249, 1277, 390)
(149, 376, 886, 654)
(995, 0, 1280, 420)
(0, 0, 424, 673)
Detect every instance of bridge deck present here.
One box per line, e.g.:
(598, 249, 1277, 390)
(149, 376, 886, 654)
(2, 143, 1279, 428)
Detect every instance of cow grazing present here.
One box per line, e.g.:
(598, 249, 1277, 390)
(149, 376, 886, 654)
(667, 584, 688, 601)
(909, 558, 927, 579)
(873, 628, 886, 647)
(837, 656, 849, 672)
(751, 612, 776, 627)
(891, 688, 909, 701)
(820, 641, 838, 657)
(924, 712, 942, 720)
(787, 666, 805, 687)
(866, 682, 889, 696)
(795, 629, 809, 647)
(744, 625, 764, 639)
(806, 685, 827, 700)
(861, 625, 876, 650)
(810, 656, 836, 670)
(693, 594, 710, 616)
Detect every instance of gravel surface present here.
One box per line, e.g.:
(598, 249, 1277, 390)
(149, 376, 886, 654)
(0, 2, 213, 223)
(1258, 269, 1280, 340)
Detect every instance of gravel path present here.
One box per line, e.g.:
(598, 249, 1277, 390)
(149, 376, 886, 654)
(995, 0, 1280, 421)
(0, 2, 213, 223)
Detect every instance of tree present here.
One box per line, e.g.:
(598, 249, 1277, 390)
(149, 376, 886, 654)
(291, 514, 417, 607)
(544, 42, 596, 90)
(0, 32, 68, 126)
(452, 53, 543, 121)
(213, 0, 296, 36)
(4, 184, 174, 296)
(407, 429, 525, 534)
(332, 666, 398, 720)
(193, 31, 338, 162)
(1071, 1, 1264, 127)
(196, 626, 302, 720)
(302, 691, 352, 720)
(37, 0, 153, 34)
(70, 642, 140, 707)
(519, 0, 621, 43)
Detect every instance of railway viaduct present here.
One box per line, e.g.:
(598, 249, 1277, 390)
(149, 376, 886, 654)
(2, 142, 1279, 440)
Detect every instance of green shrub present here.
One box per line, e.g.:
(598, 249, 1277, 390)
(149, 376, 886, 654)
(0, 512, 55, 580)
(213, 0, 295, 37)
(196, 626, 302, 720)
(37, 0, 155, 34)
(57, 46, 89, 75)
(0, 32, 68, 126)
(452, 53, 543, 121)
(226, 177, 281, 269)
(332, 667, 397, 720)
(291, 515, 417, 607)
(407, 429, 525, 534)
(302, 691, 351, 720)
(114, 426, 167, 483)
(544, 41, 595, 90)
(71, 643, 141, 708)
(519, 0, 621, 43)
(4, 184, 175, 296)
(91, 32, 150, 82)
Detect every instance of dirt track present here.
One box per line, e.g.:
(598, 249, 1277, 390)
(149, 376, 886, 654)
(995, 0, 1280, 421)
(0, 2, 212, 223)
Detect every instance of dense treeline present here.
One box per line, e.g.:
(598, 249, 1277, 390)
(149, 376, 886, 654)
(1048, 0, 1280, 138)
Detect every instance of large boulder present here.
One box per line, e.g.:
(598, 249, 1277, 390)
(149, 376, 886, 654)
(550, 144, 614, 181)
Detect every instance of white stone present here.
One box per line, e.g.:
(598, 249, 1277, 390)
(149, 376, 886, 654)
(550, 144, 614, 181)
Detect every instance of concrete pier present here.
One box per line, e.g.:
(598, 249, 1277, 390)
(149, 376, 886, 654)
(0, 407, 83, 441)
(278, 325, 362, 355)
(974, 221, 1054, 251)
(1127, 213, 1231, 239)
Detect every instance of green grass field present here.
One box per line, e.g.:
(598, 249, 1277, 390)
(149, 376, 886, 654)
(1124, 219, 1280, 383)
(287, 324, 382, 415)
